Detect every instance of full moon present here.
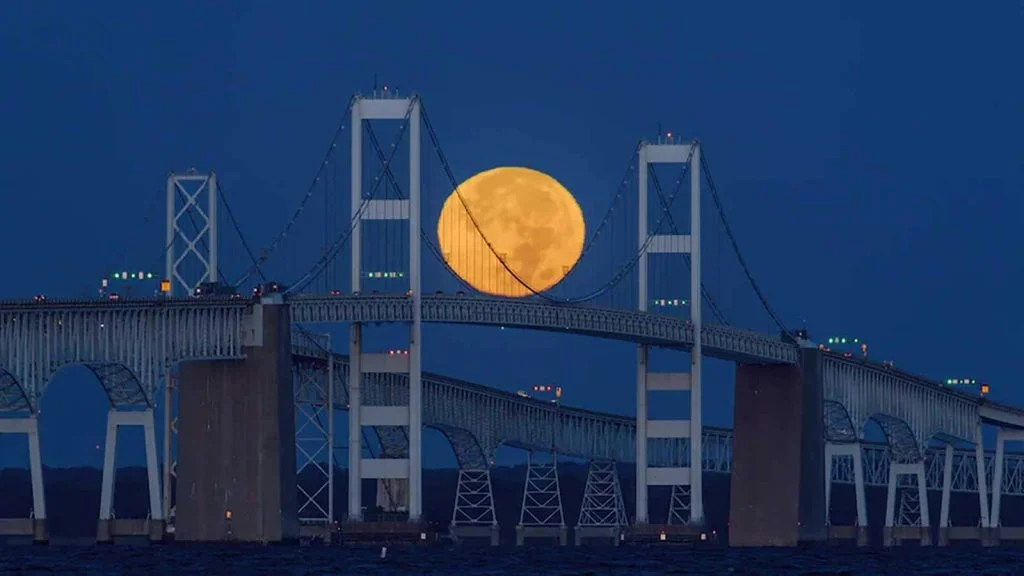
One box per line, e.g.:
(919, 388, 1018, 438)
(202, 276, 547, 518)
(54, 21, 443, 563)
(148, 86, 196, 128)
(436, 167, 585, 298)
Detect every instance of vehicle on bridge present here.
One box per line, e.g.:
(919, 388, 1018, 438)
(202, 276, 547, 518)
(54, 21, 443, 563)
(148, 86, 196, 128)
(252, 281, 288, 299)
(193, 282, 241, 299)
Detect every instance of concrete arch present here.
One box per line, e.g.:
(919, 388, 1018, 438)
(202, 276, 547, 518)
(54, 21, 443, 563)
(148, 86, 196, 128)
(823, 400, 858, 443)
(863, 413, 922, 463)
(0, 366, 33, 413)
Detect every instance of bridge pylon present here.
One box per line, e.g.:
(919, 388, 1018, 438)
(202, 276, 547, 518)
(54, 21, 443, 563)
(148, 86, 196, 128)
(575, 460, 627, 545)
(516, 451, 567, 546)
(162, 169, 218, 537)
(634, 139, 704, 529)
(165, 170, 218, 296)
(347, 94, 424, 523)
(0, 417, 47, 542)
(883, 460, 931, 546)
(824, 441, 869, 546)
(96, 408, 164, 543)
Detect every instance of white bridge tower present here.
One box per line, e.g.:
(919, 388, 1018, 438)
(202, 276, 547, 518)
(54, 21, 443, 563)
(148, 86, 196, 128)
(635, 138, 704, 527)
(348, 94, 423, 522)
(161, 169, 218, 529)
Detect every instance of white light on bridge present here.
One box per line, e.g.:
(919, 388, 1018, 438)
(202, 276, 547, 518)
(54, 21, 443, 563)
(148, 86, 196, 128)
(651, 299, 687, 307)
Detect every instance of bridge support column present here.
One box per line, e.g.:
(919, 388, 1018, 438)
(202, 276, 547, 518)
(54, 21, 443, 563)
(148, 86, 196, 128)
(729, 347, 826, 546)
(0, 417, 47, 543)
(96, 409, 163, 543)
(635, 347, 698, 530)
(516, 452, 567, 546)
(576, 460, 627, 546)
(634, 139, 704, 533)
(825, 442, 868, 546)
(991, 428, 1024, 544)
(883, 461, 930, 546)
(347, 95, 424, 527)
(450, 468, 499, 546)
(975, 423, 996, 546)
(175, 300, 298, 543)
(938, 443, 958, 546)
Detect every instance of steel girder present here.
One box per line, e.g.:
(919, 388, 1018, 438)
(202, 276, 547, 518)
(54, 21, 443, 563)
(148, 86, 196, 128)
(293, 345, 1024, 495)
(0, 366, 31, 412)
(290, 344, 732, 467)
(822, 355, 978, 448)
(0, 302, 247, 410)
(82, 363, 149, 407)
(434, 424, 490, 470)
(288, 294, 798, 364)
(823, 400, 858, 443)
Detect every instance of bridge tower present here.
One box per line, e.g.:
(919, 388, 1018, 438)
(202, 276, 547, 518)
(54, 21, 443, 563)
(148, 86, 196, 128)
(347, 94, 424, 523)
(161, 170, 218, 532)
(165, 170, 219, 296)
(634, 138, 704, 529)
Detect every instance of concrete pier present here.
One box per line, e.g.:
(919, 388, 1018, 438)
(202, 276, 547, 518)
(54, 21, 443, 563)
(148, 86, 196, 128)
(515, 524, 568, 546)
(174, 301, 298, 543)
(574, 525, 621, 546)
(0, 519, 47, 544)
(729, 348, 826, 547)
(828, 525, 869, 546)
(450, 524, 500, 546)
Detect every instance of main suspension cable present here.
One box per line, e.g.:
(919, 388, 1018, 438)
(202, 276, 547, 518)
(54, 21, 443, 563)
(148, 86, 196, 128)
(420, 101, 687, 304)
(700, 152, 790, 335)
(284, 98, 417, 295)
(233, 94, 358, 289)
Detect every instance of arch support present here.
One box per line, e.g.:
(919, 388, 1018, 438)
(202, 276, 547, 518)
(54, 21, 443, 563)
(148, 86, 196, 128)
(435, 424, 489, 470)
(866, 414, 922, 464)
(0, 417, 47, 542)
(96, 409, 164, 542)
(823, 401, 857, 443)
(82, 363, 151, 408)
(0, 367, 32, 413)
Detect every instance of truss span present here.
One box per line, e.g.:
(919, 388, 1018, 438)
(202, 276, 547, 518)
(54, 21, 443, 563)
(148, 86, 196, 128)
(289, 293, 798, 364)
(822, 354, 978, 447)
(291, 339, 731, 470)
(289, 342, 1024, 496)
(0, 301, 248, 410)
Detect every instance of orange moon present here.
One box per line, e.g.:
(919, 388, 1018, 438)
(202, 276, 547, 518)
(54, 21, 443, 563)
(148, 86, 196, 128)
(436, 167, 585, 298)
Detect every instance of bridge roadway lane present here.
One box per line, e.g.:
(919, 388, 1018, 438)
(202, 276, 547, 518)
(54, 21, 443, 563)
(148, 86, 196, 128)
(7, 294, 1024, 429)
(288, 293, 797, 364)
(0, 293, 798, 364)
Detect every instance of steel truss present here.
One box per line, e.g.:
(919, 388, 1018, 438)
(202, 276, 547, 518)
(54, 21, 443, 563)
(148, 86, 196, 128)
(166, 170, 218, 297)
(668, 484, 691, 525)
(578, 460, 627, 528)
(519, 452, 565, 527)
(452, 469, 497, 527)
(289, 294, 797, 365)
(294, 347, 334, 525)
(897, 485, 922, 527)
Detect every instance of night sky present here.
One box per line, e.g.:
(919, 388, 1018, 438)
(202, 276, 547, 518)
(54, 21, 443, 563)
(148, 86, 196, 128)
(1, 1, 1021, 469)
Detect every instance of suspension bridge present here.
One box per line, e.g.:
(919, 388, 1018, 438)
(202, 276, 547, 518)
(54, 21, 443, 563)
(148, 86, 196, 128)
(1, 90, 1022, 548)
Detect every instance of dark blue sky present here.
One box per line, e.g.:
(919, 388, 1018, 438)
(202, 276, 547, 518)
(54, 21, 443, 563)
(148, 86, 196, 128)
(1, 1, 1022, 468)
